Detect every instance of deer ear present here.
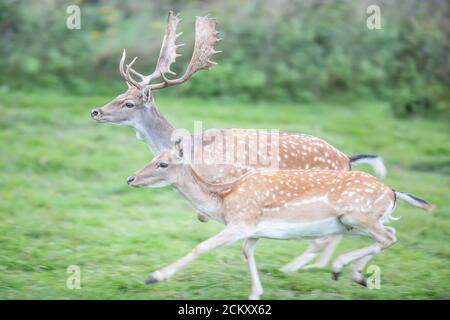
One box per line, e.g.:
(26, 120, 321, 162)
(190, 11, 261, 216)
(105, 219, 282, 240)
(174, 138, 184, 159)
(142, 87, 152, 104)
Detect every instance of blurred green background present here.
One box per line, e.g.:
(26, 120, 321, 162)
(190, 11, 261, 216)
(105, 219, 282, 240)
(1, 0, 449, 114)
(0, 0, 449, 299)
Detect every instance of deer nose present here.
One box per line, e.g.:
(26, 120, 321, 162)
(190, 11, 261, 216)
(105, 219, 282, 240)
(90, 109, 101, 118)
(127, 175, 136, 185)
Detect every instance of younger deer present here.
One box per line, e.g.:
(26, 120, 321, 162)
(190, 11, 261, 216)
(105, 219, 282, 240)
(127, 140, 433, 300)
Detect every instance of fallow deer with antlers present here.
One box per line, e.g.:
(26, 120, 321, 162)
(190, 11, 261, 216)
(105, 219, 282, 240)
(127, 140, 433, 299)
(90, 12, 387, 271)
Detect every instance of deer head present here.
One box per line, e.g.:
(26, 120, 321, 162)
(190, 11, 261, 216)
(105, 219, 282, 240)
(90, 11, 221, 125)
(127, 139, 186, 188)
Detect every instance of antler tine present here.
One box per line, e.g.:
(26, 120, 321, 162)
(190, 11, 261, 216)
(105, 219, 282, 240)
(149, 15, 221, 90)
(151, 11, 183, 79)
(125, 57, 143, 89)
(119, 49, 133, 87)
(119, 49, 127, 80)
(119, 49, 142, 89)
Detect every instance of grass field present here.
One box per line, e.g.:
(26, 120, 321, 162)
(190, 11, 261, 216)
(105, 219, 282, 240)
(0, 90, 449, 299)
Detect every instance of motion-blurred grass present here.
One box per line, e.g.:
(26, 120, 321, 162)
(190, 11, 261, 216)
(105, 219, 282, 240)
(0, 91, 448, 299)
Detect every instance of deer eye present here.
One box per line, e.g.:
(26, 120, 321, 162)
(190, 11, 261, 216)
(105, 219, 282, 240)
(158, 162, 168, 168)
(124, 102, 134, 108)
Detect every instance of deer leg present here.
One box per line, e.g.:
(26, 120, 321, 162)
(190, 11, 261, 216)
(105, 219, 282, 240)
(331, 221, 396, 281)
(146, 226, 251, 284)
(281, 236, 334, 273)
(304, 234, 342, 269)
(349, 254, 373, 286)
(243, 238, 263, 300)
(349, 226, 396, 286)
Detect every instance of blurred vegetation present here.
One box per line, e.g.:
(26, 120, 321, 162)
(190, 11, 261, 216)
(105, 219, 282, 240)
(0, 91, 449, 299)
(0, 0, 449, 117)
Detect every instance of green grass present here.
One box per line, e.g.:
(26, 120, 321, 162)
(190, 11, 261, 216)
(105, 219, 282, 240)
(0, 90, 449, 299)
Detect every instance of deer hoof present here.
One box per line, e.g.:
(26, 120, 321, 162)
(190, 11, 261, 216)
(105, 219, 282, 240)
(145, 276, 159, 285)
(332, 271, 342, 281)
(355, 278, 367, 287)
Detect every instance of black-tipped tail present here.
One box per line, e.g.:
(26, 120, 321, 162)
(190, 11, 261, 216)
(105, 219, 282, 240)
(349, 154, 387, 178)
(395, 190, 435, 212)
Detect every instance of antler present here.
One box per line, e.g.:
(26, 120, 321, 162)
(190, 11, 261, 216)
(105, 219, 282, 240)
(119, 11, 182, 88)
(150, 15, 221, 90)
(119, 11, 220, 90)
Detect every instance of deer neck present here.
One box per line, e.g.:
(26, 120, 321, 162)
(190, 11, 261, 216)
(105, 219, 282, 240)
(173, 165, 225, 223)
(134, 103, 175, 155)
